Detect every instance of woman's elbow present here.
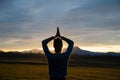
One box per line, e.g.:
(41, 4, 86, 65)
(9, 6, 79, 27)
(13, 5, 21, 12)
(68, 41, 74, 47)
(42, 40, 46, 47)
(42, 40, 46, 44)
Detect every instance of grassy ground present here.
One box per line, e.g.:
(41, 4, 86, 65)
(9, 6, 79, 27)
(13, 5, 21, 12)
(0, 63, 120, 80)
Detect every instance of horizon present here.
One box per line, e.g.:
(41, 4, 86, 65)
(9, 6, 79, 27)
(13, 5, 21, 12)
(0, 0, 120, 52)
(1, 46, 120, 53)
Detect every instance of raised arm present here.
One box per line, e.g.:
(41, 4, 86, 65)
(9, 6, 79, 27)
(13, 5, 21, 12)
(42, 36, 54, 56)
(61, 36, 74, 55)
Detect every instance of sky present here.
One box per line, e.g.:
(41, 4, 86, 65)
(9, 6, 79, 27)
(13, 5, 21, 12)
(0, 0, 120, 52)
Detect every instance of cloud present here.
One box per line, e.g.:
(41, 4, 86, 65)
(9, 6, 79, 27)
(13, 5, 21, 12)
(0, 0, 81, 50)
(0, 0, 82, 40)
(0, 0, 120, 52)
(59, 0, 120, 30)
(0, 0, 14, 9)
(56, 0, 120, 47)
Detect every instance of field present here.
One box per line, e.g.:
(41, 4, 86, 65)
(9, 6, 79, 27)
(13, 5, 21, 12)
(0, 60, 120, 80)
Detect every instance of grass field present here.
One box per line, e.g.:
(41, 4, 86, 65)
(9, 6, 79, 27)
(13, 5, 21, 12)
(0, 63, 120, 80)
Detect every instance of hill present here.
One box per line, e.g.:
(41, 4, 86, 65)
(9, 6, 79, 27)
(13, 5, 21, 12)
(72, 46, 120, 56)
(0, 46, 120, 56)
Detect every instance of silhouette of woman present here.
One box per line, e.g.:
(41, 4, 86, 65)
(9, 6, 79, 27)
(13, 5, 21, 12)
(42, 27, 74, 80)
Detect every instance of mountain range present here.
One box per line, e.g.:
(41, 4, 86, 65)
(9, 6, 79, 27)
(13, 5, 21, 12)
(71, 46, 120, 56)
(22, 46, 120, 56)
(1, 46, 120, 56)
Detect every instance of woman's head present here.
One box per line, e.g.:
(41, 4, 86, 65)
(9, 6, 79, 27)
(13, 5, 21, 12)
(53, 38, 63, 53)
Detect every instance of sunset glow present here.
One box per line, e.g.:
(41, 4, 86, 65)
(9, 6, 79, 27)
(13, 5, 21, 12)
(0, 0, 120, 52)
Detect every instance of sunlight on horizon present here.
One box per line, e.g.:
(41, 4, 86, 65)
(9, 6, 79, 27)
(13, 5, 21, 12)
(80, 45, 120, 52)
(1, 45, 120, 53)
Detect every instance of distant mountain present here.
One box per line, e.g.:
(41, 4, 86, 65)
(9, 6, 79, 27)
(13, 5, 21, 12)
(72, 46, 120, 56)
(30, 49, 43, 53)
(72, 46, 100, 56)
(0, 47, 120, 56)
(22, 49, 43, 54)
(0, 50, 4, 53)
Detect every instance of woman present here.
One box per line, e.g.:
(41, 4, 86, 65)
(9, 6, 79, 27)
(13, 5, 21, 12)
(42, 27, 74, 80)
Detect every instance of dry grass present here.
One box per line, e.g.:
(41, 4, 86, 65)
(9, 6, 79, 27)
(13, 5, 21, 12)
(0, 63, 120, 80)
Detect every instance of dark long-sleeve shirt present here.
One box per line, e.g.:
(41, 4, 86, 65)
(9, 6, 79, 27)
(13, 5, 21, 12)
(42, 36, 74, 77)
